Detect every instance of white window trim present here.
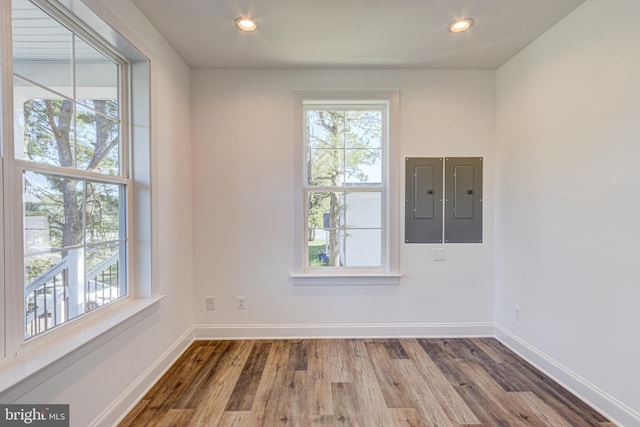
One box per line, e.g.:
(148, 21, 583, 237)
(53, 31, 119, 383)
(0, 0, 159, 394)
(0, 0, 9, 361)
(9, 0, 133, 344)
(291, 91, 401, 286)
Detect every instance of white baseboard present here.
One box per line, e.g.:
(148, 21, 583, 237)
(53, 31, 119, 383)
(193, 322, 495, 340)
(495, 325, 639, 427)
(90, 327, 195, 427)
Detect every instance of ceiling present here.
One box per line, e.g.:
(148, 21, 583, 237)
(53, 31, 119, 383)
(130, 0, 585, 69)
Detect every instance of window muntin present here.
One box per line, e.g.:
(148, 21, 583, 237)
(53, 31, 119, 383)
(303, 103, 388, 271)
(11, 0, 128, 339)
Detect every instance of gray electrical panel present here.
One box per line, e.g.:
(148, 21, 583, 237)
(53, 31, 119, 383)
(405, 157, 443, 243)
(444, 157, 483, 243)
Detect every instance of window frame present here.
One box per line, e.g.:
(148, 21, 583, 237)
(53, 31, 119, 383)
(12, 0, 131, 342)
(0, 0, 8, 360)
(0, 0, 157, 386)
(291, 91, 401, 286)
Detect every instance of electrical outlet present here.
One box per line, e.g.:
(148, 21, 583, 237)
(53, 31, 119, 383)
(433, 248, 445, 261)
(205, 297, 215, 311)
(236, 296, 246, 310)
(515, 305, 522, 322)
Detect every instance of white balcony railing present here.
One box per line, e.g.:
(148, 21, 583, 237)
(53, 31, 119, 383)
(25, 249, 122, 338)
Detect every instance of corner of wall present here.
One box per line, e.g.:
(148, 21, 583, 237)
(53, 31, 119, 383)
(91, 326, 195, 426)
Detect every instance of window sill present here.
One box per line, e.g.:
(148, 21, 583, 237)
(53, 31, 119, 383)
(0, 295, 165, 398)
(290, 273, 402, 286)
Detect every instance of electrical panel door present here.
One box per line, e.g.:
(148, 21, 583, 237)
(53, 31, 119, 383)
(444, 157, 483, 243)
(405, 158, 443, 243)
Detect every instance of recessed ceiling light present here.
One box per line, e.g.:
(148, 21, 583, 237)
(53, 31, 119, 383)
(235, 16, 259, 32)
(449, 18, 474, 33)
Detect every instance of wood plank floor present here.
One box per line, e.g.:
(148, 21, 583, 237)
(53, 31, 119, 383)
(119, 338, 614, 426)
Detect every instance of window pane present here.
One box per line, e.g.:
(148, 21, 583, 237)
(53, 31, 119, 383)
(344, 110, 382, 184)
(308, 148, 344, 186)
(12, 0, 74, 98)
(344, 110, 382, 149)
(306, 190, 382, 268)
(24, 170, 83, 252)
(344, 229, 381, 267)
(307, 235, 328, 267)
(308, 191, 329, 238)
(307, 110, 343, 149)
(86, 242, 124, 311)
(24, 252, 63, 290)
(307, 191, 345, 267)
(84, 181, 123, 244)
(306, 109, 383, 187)
(24, 246, 88, 337)
(24, 172, 127, 337)
(308, 191, 346, 230)
(308, 229, 343, 267)
(307, 240, 328, 266)
(16, 84, 76, 166)
(75, 36, 119, 117)
(24, 252, 68, 339)
(18, 97, 120, 172)
(344, 148, 382, 184)
(12, 4, 121, 174)
(75, 102, 120, 174)
(345, 192, 381, 228)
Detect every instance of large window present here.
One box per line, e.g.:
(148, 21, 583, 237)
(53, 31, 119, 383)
(12, 0, 128, 338)
(0, 0, 151, 387)
(0, 0, 142, 352)
(293, 92, 400, 285)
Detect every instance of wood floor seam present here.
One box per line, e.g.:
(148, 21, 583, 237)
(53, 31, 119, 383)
(119, 338, 612, 427)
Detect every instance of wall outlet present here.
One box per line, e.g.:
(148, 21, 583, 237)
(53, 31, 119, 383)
(205, 297, 215, 311)
(236, 296, 246, 310)
(515, 305, 522, 322)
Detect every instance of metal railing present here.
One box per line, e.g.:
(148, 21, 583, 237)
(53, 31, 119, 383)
(25, 250, 121, 338)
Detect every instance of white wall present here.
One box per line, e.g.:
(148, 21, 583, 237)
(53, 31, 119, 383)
(3, 0, 194, 425)
(495, 0, 640, 424)
(8, 0, 640, 424)
(191, 69, 495, 334)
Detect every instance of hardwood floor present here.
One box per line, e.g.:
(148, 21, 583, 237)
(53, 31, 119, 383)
(119, 338, 614, 426)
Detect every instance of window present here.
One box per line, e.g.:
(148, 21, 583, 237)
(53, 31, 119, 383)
(292, 92, 400, 285)
(1, 0, 151, 365)
(11, 0, 128, 339)
(306, 105, 384, 267)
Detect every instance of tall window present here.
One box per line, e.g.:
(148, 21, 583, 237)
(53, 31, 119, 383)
(11, 0, 128, 338)
(293, 92, 400, 284)
(305, 103, 385, 268)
